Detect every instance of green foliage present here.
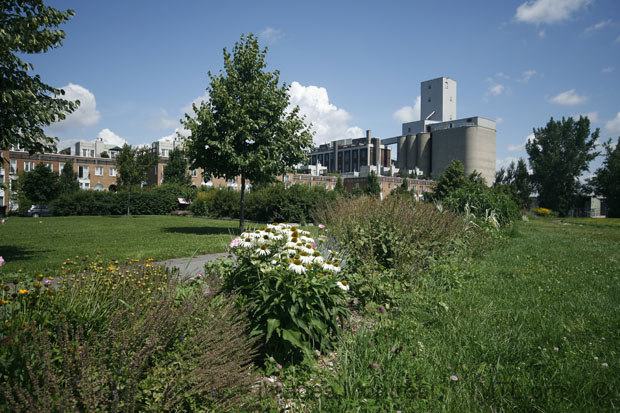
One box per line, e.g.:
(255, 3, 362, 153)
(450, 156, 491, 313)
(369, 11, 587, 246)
(0, 259, 259, 411)
(431, 159, 467, 200)
(0, 0, 79, 153)
(590, 138, 620, 217)
(190, 187, 241, 218)
(334, 176, 346, 196)
(183, 33, 313, 233)
(526, 116, 600, 216)
(57, 160, 79, 195)
(19, 163, 58, 205)
(366, 171, 381, 196)
(494, 158, 532, 210)
(163, 147, 191, 186)
(220, 224, 349, 363)
(116, 144, 159, 215)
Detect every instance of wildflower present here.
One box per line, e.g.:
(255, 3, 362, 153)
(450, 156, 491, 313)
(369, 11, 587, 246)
(553, 347, 559, 352)
(450, 375, 458, 381)
(256, 245, 271, 256)
(0, 256, 4, 266)
(229, 238, 242, 248)
(277, 363, 283, 370)
(380, 306, 386, 313)
(262, 377, 275, 383)
(298, 252, 314, 265)
(288, 259, 306, 274)
(19, 289, 28, 294)
(318, 224, 325, 229)
(336, 281, 350, 291)
(196, 273, 203, 279)
(369, 363, 381, 372)
(601, 363, 608, 368)
(108, 265, 116, 271)
(204, 290, 211, 295)
(239, 238, 253, 248)
(145, 263, 152, 268)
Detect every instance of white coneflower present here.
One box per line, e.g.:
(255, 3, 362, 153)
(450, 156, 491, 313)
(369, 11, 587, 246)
(256, 244, 271, 256)
(313, 255, 324, 265)
(323, 260, 341, 273)
(271, 232, 284, 240)
(240, 238, 254, 248)
(298, 252, 314, 265)
(288, 259, 306, 274)
(284, 241, 298, 249)
(336, 281, 350, 291)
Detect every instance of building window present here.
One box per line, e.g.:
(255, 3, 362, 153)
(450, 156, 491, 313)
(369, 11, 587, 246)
(428, 84, 431, 89)
(24, 161, 35, 172)
(408, 127, 411, 133)
(191, 169, 198, 177)
(445, 81, 448, 89)
(95, 167, 103, 176)
(90, 150, 95, 157)
(109, 168, 117, 177)
(10, 160, 17, 174)
(78, 166, 89, 179)
(58, 163, 65, 174)
(45, 163, 53, 171)
(428, 98, 431, 102)
(82, 149, 88, 157)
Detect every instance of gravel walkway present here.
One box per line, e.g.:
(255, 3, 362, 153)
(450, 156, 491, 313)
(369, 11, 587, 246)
(154, 253, 230, 279)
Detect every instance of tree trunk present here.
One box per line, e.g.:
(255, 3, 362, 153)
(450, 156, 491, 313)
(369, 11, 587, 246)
(239, 175, 245, 235)
(127, 185, 132, 216)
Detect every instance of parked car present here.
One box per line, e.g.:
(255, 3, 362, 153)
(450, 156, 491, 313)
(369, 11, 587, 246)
(26, 205, 52, 218)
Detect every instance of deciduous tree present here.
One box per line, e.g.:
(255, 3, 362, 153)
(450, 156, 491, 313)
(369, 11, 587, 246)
(1, 0, 79, 154)
(365, 171, 381, 197)
(57, 161, 79, 195)
(590, 138, 620, 217)
(183, 34, 313, 233)
(19, 163, 58, 204)
(116, 144, 159, 215)
(526, 116, 599, 216)
(494, 158, 532, 210)
(163, 147, 191, 186)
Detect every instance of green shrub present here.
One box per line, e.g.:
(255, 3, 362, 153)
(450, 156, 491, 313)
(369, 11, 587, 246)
(219, 223, 349, 363)
(190, 187, 240, 218)
(0, 258, 259, 411)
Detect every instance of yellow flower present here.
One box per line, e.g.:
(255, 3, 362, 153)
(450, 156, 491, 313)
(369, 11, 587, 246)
(0, 300, 8, 305)
(19, 289, 28, 294)
(108, 265, 116, 271)
(145, 263, 152, 268)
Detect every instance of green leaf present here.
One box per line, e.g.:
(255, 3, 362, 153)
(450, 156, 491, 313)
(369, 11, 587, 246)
(281, 328, 304, 350)
(266, 318, 280, 341)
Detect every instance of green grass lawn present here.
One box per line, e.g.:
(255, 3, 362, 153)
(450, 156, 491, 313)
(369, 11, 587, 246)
(0, 216, 240, 277)
(291, 218, 620, 411)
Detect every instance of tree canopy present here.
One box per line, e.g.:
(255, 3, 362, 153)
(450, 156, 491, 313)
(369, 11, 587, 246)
(163, 147, 191, 186)
(57, 161, 79, 195)
(116, 144, 159, 215)
(1, 0, 80, 154)
(182, 34, 313, 233)
(494, 158, 532, 210)
(365, 171, 381, 197)
(431, 159, 467, 200)
(19, 162, 58, 204)
(526, 116, 599, 216)
(590, 138, 620, 218)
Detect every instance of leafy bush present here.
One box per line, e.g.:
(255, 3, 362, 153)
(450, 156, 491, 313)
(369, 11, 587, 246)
(219, 223, 349, 363)
(0, 258, 259, 411)
(315, 196, 468, 308)
(190, 187, 241, 218)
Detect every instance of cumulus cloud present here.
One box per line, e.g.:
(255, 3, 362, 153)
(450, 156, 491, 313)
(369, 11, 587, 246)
(538, 29, 546, 38)
(574, 111, 599, 123)
(489, 84, 505, 96)
(583, 19, 612, 36)
(97, 128, 127, 147)
(508, 133, 535, 152)
(288, 81, 364, 145)
(260, 27, 283, 43)
(550, 89, 587, 105)
(156, 109, 179, 129)
(602, 66, 614, 73)
(496, 157, 521, 171)
(606, 112, 620, 135)
(519, 70, 537, 83)
(159, 127, 190, 143)
(392, 96, 421, 123)
(496, 117, 504, 124)
(182, 92, 209, 115)
(515, 0, 592, 25)
(48, 83, 100, 130)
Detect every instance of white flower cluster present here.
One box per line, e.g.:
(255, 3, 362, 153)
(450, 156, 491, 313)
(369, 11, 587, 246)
(229, 223, 347, 287)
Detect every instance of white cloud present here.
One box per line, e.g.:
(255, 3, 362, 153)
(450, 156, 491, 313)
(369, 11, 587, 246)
(574, 111, 599, 123)
(97, 128, 127, 147)
(49, 83, 100, 130)
(602, 66, 614, 73)
(159, 127, 190, 143)
(515, 0, 592, 24)
(489, 84, 505, 96)
(550, 89, 587, 105)
(508, 133, 535, 152)
(605, 112, 620, 135)
(583, 19, 612, 35)
(392, 96, 421, 123)
(496, 157, 520, 171)
(495, 72, 511, 80)
(288, 81, 364, 145)
(182, 92, 209, 115)
(538, 29, 546, 38)
(518, 70, 537, 83)
(156, 109, 179, 130)
(616, 34, 620, 43)
(496, 117, 504, 124)
(260, 27, 283, 43)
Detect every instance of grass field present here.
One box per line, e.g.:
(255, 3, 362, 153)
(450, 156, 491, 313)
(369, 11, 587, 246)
(0, 216, 239, 277)
(281, 218, 620, 411)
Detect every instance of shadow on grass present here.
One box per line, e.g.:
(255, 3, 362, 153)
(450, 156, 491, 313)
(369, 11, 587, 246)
(0, 245, 49, 263)
(162, 226, 233, 236)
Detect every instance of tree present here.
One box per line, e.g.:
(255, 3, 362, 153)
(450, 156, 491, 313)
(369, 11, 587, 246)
(526, 116, 599, 216)
(494, 158, 532, 210)
(1, 0, 80, 154)
(590, 138, 620, 217)
(163, 147, 191, 186)
(19, 163, 58, 204)
(432, 159, 467, 200)
(365, 171, 381, 197)
(334, 176, 346, 196)
(183, 34, 313, 233)
(116, 144, 159, 215)
(57, 161, 79, 195)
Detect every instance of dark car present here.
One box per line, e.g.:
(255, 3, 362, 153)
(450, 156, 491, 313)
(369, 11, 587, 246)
(26, 205, 52, 218)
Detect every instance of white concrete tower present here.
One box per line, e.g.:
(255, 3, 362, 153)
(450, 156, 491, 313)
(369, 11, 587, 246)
(420, 77, 456, 122)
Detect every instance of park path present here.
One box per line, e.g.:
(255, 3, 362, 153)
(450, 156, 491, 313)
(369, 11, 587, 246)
(154, 252, 230, 279)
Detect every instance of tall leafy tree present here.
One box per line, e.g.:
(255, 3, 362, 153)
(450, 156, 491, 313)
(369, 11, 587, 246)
(365, 171, 381, 197)
(1, 0, 79, 154)
(163, 147, 191, 186)
(494, 158, 532, 209)
(183, 34, 313, 233)
(116, 144, 159, 215)
(19, 163, 58, 204)
(526, 116, 599, 216)
(590, 138, 620, 217)
(431, 159, 467, 200)
(57, 161, 79, 195)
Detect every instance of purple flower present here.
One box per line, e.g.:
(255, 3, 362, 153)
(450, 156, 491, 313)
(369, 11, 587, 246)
(369, 363, 381, 372)
(450, 375, 458, 381)
(204, 289, 211, 295)
(447, 365, 451, 370)
(380, 306, 386, 313)
(0, 256, 4, 267)
(318, 224, 325, 229)
(196, 273, 203, 279)
(276, 363, 282, 370)
(44, 279, 53, 284)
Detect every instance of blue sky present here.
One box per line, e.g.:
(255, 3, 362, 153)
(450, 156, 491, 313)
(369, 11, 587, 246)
(31, 0, 620, 174)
